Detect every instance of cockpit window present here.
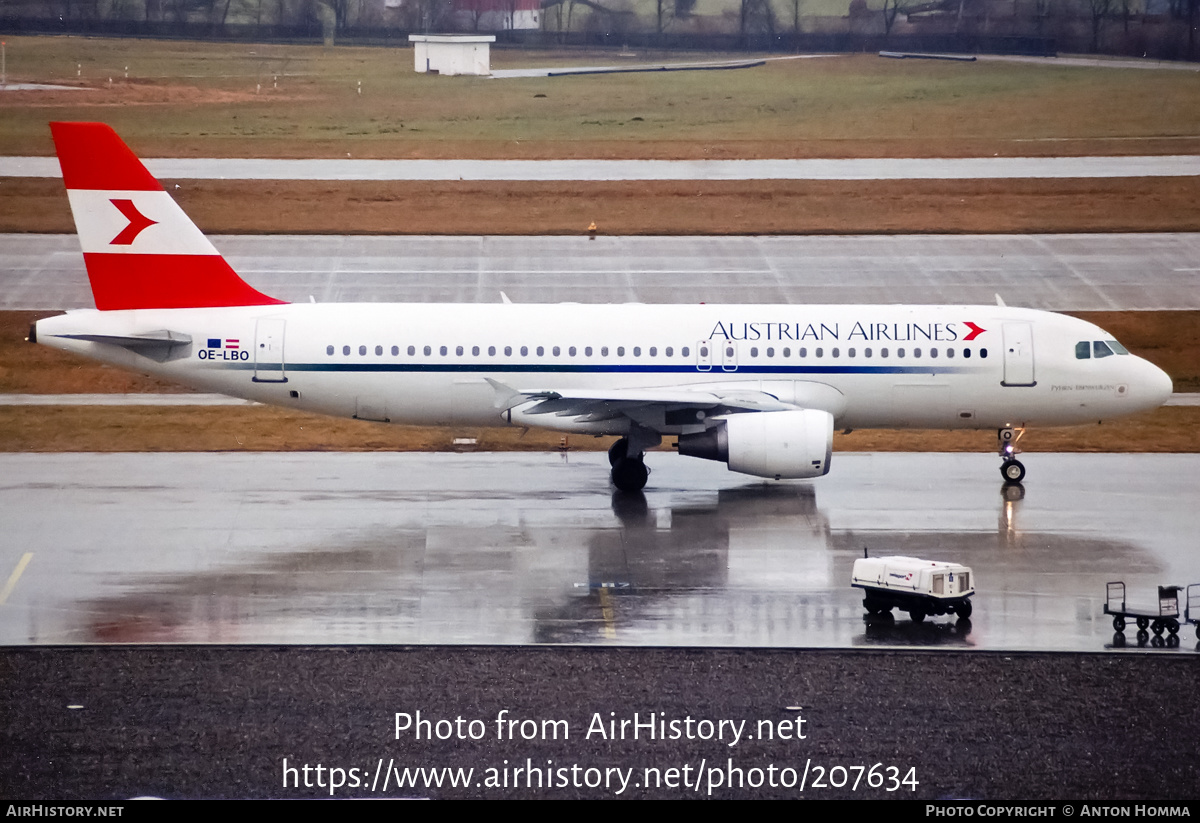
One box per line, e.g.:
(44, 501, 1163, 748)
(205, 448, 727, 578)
(1075, 341, 1091, 360)
(1093, 341, 1115, 359)
(1107, 339, 1130, 355)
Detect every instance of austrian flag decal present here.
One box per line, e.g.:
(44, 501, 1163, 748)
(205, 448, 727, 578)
(199, 337, 250, 361)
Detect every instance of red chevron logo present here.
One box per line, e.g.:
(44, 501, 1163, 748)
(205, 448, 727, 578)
(109, 198, 157, 245)
(963, 321, 987, 341)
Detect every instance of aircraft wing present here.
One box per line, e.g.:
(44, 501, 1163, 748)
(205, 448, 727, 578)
(488, 379, 839, 432)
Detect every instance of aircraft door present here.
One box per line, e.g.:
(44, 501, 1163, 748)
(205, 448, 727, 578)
(722, 341, 738, 372)
(696, 341, 712, 372)
(1001, 322, 1035, 387)
(253, 318, 287, 383)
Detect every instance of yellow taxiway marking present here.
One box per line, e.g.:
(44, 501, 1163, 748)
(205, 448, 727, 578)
(599, 587, 616, 640)
(0, 552, 33, 605)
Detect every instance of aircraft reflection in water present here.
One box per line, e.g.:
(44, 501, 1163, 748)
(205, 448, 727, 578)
(64, 460, 1159, 650)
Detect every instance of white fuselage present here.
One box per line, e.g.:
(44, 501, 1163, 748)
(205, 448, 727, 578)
(36, 302, 1173, 435)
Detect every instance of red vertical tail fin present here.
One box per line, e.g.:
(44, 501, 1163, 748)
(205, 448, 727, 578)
(50, 122, 286, 311)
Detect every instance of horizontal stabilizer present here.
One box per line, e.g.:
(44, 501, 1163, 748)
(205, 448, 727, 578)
(54, 329, 193, 362)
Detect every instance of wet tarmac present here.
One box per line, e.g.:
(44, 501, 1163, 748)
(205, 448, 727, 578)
(2, 451, 1197, 652)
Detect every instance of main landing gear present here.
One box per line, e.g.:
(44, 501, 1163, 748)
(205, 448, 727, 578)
(998, 426, 1026, 484)
(609, 430, 659, 492)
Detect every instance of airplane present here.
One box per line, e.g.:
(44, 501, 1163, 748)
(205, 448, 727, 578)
(30, 122, 1175, 491)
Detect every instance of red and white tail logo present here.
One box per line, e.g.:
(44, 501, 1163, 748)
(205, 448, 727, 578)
(50, 122, 285, 311)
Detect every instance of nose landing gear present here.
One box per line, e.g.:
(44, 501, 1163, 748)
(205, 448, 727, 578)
(998, 426, 1026, 484)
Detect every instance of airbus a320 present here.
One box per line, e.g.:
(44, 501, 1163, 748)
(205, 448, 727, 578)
(31, 123, 1174, 491)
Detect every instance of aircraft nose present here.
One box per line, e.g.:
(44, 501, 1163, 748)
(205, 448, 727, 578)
(1141, 360, 1174, 408)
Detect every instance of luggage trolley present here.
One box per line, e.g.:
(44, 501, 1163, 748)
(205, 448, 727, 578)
(1104, 582, 1185, 642)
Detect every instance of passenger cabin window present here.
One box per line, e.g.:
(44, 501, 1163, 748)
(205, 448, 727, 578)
(326, 345, 334, 356)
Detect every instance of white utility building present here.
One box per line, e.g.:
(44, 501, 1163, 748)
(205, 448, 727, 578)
(409, 34, 496, 77)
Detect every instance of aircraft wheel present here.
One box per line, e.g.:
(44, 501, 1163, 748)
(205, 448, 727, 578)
(1112, 616, 1125, 632)
(956, 600, 973, 619)
(608, 438, 629, 468)
(908, 607, 926, 623)
(1001, 460, 1026, 484)
(611, 457, 649, 492)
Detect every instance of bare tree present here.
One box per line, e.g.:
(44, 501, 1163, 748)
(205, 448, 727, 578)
(1088, 0, 1115, 51)
(654, 0, 670, 37)
(739, 0, 775, 45)
(882, 0, 907, 36)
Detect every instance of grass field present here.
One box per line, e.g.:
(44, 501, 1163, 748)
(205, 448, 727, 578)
(2, 38, 1200, 158)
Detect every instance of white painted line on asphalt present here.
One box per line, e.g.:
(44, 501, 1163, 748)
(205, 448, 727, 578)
(4, 156, 1199, 181)
(0, 553, 33, 606)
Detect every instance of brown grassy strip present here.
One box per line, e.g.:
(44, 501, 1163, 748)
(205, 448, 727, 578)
(6, 176, 1200, 235)
(0, 404, 1195, 454)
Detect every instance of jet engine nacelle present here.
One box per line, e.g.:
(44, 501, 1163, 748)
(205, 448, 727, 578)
(677, 408, 833, 479)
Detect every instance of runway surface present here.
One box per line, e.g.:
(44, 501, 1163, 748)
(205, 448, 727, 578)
(2, 452, 1197, 652)
(6, 233, 1200, 310)
(4, 155, 1199, 180)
